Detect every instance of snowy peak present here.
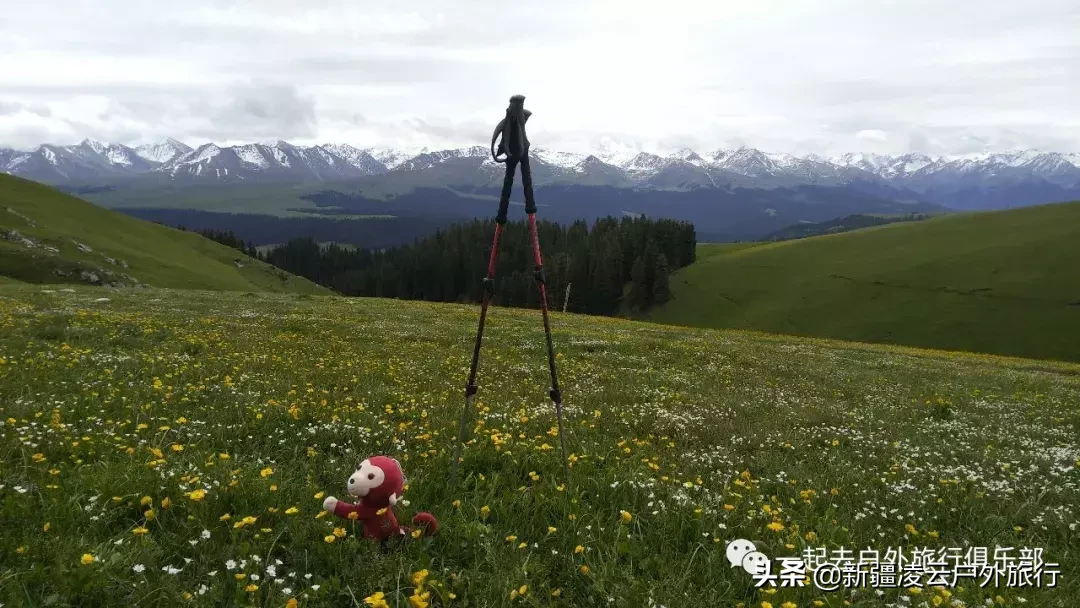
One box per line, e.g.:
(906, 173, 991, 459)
(366, 147, 420, 170)
(531, 147, 585, 169)
(394, 146, 489, 172)
(134, 138, 193, 164)
(593, 136, 642, 167)
(79, 138, 108, 155)
(319, 144, 388, 174)
(671, 148, 705, 166)
(714, 146, 781, 177)
(622, 152, 668, 173)
(834, 152, 940, 179)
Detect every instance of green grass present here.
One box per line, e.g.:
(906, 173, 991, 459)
(82, 182, 326, 217)
(1, 285, 1078, 606)
(82, 181, 397, 219)
(694, 242, 767, 260)
(653, 202, 1080, 362)
(0, 174, 327, 294)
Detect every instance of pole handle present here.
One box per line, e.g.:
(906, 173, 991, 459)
(491, 94, 532, 163)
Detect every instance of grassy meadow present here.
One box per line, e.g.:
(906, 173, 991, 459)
(653, 202, 1080, 363)
(1, 285, 1078, 607)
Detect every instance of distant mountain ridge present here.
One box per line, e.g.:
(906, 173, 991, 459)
(3, 137, 1080, 210)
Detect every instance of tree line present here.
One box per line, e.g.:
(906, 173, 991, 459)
(186, 228, 260, 257)
(190, 216, 696, 315)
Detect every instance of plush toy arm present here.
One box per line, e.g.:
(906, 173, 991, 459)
(331, 499, 381, 520)
(323, 496, 338, 512)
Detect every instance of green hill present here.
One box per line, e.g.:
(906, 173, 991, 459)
(0, 174, 326, 293)
(651, 201, 1080, 362)
(761, 212, 935, 241)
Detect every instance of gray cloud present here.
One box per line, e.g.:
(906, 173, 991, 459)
(1, 0, 1078, 155)
(188, 82, 318, 142)
(0, 101, 23, 116)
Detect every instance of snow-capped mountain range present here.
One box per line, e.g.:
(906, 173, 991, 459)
(3, 138, 1080, 209)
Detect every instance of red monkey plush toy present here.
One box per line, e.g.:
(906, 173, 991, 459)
(322, 455, 437, 544)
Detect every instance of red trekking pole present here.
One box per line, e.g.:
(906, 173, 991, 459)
(451, 94, 570, 485)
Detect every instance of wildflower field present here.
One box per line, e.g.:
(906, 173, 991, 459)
(1, 285, 1078, 607)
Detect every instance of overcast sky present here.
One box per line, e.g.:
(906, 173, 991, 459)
(1, 0, 1078, 156)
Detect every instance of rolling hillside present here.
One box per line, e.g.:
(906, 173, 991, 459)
(0, 174, 326, 293)
(651, 201, 1080, 362)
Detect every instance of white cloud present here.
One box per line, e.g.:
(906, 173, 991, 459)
(856, 130, 888, 143)
(0, 0, 1077, 155)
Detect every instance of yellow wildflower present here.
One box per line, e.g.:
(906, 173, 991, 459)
(620, 510, 633, 523)
(408, 591, 431, 608)
(187, 489, 206, 501)
(80, 554, 95, 565)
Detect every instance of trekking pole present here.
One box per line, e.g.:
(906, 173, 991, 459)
(451, 212, 503, 485)
(451, 94, 571, 486)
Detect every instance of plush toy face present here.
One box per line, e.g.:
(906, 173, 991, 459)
(346, 456, 404, 506)
(347, 459, 386, 498)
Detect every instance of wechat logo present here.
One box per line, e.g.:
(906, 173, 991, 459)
(727, 539, 771, 577)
